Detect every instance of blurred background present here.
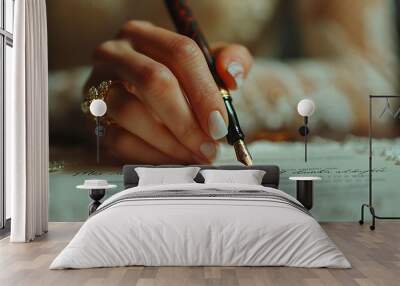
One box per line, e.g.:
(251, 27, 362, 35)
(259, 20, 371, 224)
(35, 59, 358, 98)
(47, 0, 400, 165)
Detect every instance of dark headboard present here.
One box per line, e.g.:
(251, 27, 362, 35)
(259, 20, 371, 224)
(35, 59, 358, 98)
(122, 165, 280, 189)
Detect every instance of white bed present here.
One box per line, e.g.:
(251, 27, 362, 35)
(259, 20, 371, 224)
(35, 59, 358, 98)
(50, 178, 350, 269)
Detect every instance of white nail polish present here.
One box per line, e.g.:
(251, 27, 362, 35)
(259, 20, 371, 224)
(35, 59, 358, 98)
(200, 142, 217, 159)
(227, 61, 244, 88)
(208, 111, 228, 140)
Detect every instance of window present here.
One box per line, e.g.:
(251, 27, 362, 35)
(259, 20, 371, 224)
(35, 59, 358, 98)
(5, 0, 13, 33)
(1, 0, 14, 231)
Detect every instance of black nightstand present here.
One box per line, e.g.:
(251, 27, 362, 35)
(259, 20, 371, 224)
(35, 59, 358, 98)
(289, 177, 321, 210)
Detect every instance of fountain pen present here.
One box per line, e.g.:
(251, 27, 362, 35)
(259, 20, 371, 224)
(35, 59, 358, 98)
(164, 0, 253, 166)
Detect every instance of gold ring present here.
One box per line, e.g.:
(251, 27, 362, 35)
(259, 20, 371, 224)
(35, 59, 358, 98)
(82, 80, 119, 125)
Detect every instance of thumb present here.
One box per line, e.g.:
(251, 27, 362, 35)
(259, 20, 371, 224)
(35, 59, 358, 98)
(212, 43, 253, 90)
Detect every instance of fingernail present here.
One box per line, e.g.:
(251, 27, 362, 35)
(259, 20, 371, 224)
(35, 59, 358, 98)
(227, 61, 244, 88)
(208, 111, 228, 140)
(200, 142, 217, 160)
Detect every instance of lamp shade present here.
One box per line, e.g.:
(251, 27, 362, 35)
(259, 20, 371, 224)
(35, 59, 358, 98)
(89, 99, 107, 117)
(297, 99, 315, 117)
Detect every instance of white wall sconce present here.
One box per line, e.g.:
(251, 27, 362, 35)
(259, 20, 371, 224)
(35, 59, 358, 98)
(297, 99, 316, 162)
(89, 99, 107, 163)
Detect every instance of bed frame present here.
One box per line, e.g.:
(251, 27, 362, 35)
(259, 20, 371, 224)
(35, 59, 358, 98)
(122, 165, 280, 189)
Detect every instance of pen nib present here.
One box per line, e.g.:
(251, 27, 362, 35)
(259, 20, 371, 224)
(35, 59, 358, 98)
(234, 140, 253, 166)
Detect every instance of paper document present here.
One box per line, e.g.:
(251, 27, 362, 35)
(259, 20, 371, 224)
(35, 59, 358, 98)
(49, 137, 400, 222)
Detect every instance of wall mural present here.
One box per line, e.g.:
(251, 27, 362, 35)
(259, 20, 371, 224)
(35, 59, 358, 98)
(46, 0, 400, 222)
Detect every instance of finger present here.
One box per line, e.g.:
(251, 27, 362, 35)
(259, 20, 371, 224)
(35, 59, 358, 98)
(106, 84, 203, 163)
(104, 126, 191, 164)
(93, 39, 218, 162)
(118, 20, 229, 141)
(211, 42, 253, 90)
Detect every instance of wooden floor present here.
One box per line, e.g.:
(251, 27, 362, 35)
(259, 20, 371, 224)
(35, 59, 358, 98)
(0, 222, 399, 286)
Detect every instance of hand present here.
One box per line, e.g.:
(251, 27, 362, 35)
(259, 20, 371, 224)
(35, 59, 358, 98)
(85, 21, 253, 164)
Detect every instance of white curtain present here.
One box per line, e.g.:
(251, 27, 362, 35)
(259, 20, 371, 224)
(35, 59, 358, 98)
(8, 0, 49, 242)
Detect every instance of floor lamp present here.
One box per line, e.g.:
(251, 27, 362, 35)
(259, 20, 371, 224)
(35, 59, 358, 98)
(359, 95, 400, 230)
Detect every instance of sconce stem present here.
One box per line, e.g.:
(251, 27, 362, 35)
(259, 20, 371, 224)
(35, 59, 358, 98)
(304, 116, 308, 162)
(96, 117, 100, 164)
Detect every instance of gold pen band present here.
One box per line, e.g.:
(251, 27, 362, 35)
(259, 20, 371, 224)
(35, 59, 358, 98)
(219, 88, 230, 99)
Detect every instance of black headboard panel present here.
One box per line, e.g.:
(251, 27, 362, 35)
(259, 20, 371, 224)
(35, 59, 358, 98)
(122, 165, 280, 189)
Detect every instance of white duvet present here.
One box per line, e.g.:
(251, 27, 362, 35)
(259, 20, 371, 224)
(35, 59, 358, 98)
(50, 183, 350, 269)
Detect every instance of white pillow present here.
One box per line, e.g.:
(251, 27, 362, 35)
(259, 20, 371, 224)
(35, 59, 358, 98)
(200, 169, 266, 185)
(135, 167, 200, 186)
